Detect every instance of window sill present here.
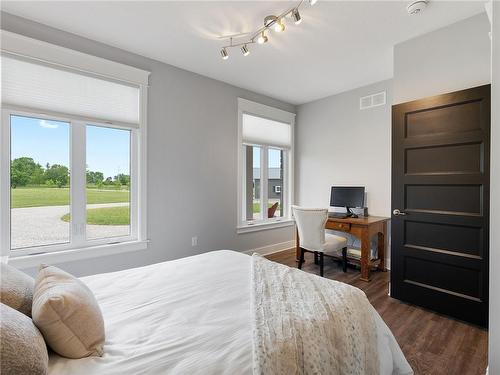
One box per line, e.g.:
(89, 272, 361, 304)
(237, 219, 295, 234)
(7, 240, 149, 269)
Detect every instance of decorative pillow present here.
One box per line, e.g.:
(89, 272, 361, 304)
(32, 265, 105, 359)
(0, 303, 49, 375)
(0, 262, 34, 317)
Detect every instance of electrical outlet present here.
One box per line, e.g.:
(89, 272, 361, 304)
(191, 236, 198, 247)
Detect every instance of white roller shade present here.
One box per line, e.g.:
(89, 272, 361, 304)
(1, 55, 140, 126)
(242, 113, 291, 149)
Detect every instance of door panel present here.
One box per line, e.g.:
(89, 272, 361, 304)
(405, 143, 482, 174)
(391, 85, 490, 327)
(405, 220, 483, 257)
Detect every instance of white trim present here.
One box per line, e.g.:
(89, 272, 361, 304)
(8, 240, 149, 269)
(243, 240, 295, 256)
(237, 98, 296, 124)
(261, 145, 268, 221)
(0, 111, 11, 256)
(237, 219, 294, 234)
(137, 86, 148, 241)
(1, 30, 150, 86)
(71, 122, 86, 247)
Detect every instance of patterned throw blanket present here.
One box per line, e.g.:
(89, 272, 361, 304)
(251, 254, 380, 375)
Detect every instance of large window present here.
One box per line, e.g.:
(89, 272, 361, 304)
(238, 99, 295, 232)
(1, 34, 149, 263)
(3, 111, 139, 256)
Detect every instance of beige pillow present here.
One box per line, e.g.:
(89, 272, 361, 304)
(0, 303, 49, 375)
(32, 265, 105, 359)
(0, 262, 34, 317)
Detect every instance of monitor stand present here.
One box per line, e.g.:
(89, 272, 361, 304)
(346, 206, 358, 219)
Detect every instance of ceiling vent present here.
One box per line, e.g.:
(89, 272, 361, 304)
(360, 91, 386, 110)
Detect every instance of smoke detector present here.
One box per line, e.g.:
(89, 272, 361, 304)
(407, 1, 428, 15)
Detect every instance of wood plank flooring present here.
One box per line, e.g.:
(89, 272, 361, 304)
(266, 249, 488, 375)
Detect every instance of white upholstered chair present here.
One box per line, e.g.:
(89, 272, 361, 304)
(292, 206, 348, 277)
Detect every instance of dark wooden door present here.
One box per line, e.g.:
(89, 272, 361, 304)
(391, 85, 490, 327)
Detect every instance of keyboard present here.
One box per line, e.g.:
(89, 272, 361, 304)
(328, 213, 349, 219)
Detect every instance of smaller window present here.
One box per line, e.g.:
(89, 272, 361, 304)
(237, 99, 295, 230)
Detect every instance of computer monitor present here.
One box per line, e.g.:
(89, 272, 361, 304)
(330, 186, 365, 217)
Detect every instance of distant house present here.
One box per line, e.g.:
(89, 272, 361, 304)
(253, 168, 282, 199)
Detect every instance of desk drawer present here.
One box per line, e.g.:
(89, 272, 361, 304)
(328, 222, 351, 232)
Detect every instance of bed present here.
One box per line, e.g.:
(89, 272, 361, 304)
(48, 250, 412, 374)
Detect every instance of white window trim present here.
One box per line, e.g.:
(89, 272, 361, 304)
(0, 33, 150, 265)
(237, 98, 295, 234)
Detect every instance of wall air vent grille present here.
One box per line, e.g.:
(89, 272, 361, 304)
(360, 91, 386, 110)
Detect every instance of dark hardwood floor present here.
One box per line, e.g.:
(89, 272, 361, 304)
(266, 249, 488, 375)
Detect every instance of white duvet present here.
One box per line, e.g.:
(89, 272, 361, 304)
(48, 250, 412, 375)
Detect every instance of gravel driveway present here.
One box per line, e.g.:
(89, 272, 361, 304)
(11, 203, 129, 249)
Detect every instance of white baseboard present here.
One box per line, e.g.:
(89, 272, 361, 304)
(243, 240, 295, 257)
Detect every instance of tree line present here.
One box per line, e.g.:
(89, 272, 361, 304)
(10, 157, 130, 189)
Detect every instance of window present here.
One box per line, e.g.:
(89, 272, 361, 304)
(10, 115, 71, 249)
(237, 99, 295, 232)
(1, 33, 149, 263)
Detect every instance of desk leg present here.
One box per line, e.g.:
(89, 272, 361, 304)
(377, 221, 387, 271)
(295, 227, 301, 262)
(360, 228, 371, 282)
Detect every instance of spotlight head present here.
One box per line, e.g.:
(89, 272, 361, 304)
(292, 9, 302, 25)
(220, 47, 229, 60)
(309, 0, 318, 5)
(274, 19, 285, 32)
(257, 32, 268, 44)
(241, 44, 250, 56)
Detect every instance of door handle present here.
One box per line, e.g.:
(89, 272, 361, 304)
(393, 209, 407, 216)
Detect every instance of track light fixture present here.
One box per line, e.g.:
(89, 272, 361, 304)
(241, 44, 250, 56)
(219, 0, 318, 60)
(292, 9, 302, 25)
(220, 47, 229, 60)
(274, 18, 285, 32)
(257, 32, 268, 44)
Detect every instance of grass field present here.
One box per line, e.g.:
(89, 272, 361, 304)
(11, 187, 129, 208)
(61, 206, 130, 225)
(252, 202, 280, 213)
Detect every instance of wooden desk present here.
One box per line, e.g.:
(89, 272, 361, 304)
(295, 216, 390, 282)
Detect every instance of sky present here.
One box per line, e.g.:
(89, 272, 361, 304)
(10, 115, 130, 179)
(253, 146, 282, 168)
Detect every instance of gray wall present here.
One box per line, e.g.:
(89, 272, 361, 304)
(296, 79, 392, 216)
(295, 80, 393, 260)
(1, 12, 296, 277)
(489, 2, 499, 373)
(394, 13, 491, 104)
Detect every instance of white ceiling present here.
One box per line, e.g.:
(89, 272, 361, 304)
(1, 1, 486, 105)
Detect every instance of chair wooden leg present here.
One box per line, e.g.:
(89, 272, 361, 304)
(319, 252, 324, 277)
(298, 248, 305, 270)
(314, 252, 319, 265)
(342, 247, 347, 273)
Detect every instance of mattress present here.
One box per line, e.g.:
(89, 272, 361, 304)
(48, 250, 411, 374)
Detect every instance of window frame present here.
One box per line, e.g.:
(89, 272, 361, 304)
(1, 107, 145, 259)
(236, 98, 295, 233)
(0, 31, 149, 266)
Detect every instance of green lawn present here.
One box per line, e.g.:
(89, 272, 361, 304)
(11, 187, 129, 208)
(61, 206, 130, 225)
(252, 202, 280, 214)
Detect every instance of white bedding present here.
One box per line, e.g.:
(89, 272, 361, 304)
(48, 250, 412, 375)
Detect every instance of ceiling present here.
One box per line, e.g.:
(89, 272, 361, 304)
(1, 1, 486, 105)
